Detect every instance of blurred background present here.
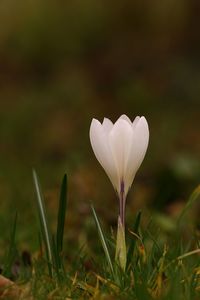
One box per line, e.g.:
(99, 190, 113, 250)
(0, 0, 200, 254)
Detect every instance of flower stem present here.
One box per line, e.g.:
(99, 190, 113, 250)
(116, 181, 127, 270)
(119, 181, 125, 228)
(115, 216, 127, 271)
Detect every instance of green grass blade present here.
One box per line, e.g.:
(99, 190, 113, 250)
(91, 205, 114, 277)
(177, 185, 200, 225)
(126, 210, 142, 270)
(32, 169, 53, 275)
(52, 234, 59, 274)
(56, 174, 67, 257)
(3, 212, 18, 277)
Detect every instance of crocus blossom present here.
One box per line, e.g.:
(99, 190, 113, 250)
(90, 114, 149, 227)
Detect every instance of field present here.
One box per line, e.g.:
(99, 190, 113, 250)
(0, 1, 200, 299)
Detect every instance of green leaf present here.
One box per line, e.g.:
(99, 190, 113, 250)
(91, 205, 114, 277)
(126, 210, 142, 270)
(3, 212, 18, 277)
(32, 169, 53, 277)
(115, 216, 126, 271)
(177, 185, 200, 226)
(52, 234, 59, 274)
(56, 174, 67, 258)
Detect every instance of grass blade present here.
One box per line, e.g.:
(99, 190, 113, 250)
(52, 234, 59, 274)
(56, 174, 67, 257)
(3, 212, 18, 277)
(33, 169, 53, 276)
(177, 185, 200, 225)
(126, 210, 142, 270)
(91, 205, 114, 277)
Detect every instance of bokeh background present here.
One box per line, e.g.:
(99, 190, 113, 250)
(0, 0, 200, 254)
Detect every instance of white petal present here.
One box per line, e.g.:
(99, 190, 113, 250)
(132, 116, 140, 128)
(102, 118, 113, 134)
(90, 119, 118, 189)
(109, 119, 133, 194)
(124, 116, 149, 194)
(118, 114, 132, 125)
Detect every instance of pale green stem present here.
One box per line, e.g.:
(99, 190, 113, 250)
(116, 180, 127, 271)
(119, 180, 125, 228)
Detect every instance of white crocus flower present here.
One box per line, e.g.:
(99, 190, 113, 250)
(90, 114, 149, 227)
(90, 114, 149, 271)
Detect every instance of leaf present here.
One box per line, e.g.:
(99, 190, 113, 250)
(177, 185, 200, 225)
(56, 174, 67, 258)
(51, 234, 59, 274)
(91, 205, 114, 277)
(0, 275, 21, 298)
(3, 213, 18, 278)
(32, 169, 53, 277)
(126, 210, 142, 270)
(115, 216, 126, 271)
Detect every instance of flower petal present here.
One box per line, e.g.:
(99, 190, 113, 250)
(102, 118, 113, 134)
(109, 119, 133, 194)
(124, 116, 149, 194)
(90, 118, 118, 189)
(118, 114, 132, 125)
(132, 116, 140, 128)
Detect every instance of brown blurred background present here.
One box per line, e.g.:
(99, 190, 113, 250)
(0, 0, 200, 251)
